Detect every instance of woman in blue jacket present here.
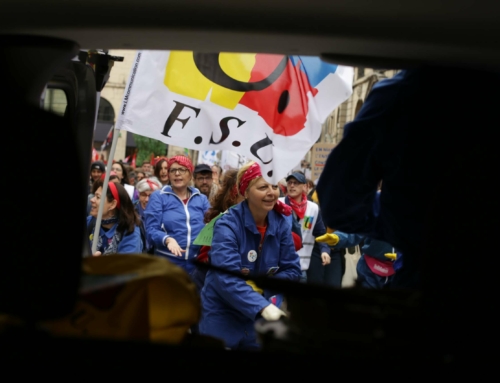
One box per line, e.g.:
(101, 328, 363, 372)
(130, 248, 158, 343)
(144, 155, 210, 273)
(199, 161, 302, 350)
(88, 179, 143, 255)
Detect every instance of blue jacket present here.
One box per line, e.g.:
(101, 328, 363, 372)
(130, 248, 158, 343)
(200, 201, 301, 347)
(144, 185, 210, 263)
(86, 216, 142, 254)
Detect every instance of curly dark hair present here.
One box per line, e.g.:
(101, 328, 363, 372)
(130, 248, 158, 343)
(204, 168, 239, 223)
(91, 179, 141, 234)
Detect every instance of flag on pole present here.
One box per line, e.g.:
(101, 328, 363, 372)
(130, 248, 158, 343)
(116, 51, 353, 183)
(92, 147, 99, 161)
(131, 152, 137, 168)
(100, 125, 114, 151)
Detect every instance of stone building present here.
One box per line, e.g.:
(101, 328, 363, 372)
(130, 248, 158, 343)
(99, 49, 196, 164)
(98, 50, 138, 162)
(320, 68, 399, 145)
(295, 68, 399, 179)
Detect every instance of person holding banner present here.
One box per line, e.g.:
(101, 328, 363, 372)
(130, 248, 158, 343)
(144, 155, 210, 273)
(88, 179, 143, 256)
(199, 161, 301, 350)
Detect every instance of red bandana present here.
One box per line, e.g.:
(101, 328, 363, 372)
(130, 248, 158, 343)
(153, 156, 168, 166)
(146, 179, 160, 191)
(239, 162, 292, 217)
(288, 192, 308, 220)
(167, 155, 194, 174)
(108, 182, 121, 210)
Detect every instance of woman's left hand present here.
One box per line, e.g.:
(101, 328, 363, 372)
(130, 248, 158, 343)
(321, 252, 331, 266)
(166, 237, 186, 257)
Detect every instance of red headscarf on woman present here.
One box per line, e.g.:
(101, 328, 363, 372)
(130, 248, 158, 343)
(152, 156, 168, 166)
(167, 155, 194, 174)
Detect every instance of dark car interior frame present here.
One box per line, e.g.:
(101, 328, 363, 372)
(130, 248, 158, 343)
(1, 0, 498, 372)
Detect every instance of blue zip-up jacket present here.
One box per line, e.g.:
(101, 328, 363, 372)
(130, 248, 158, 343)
(200, 201, 301, 348)
(86, 216, 142, 254)
(144, 185, 210, 270)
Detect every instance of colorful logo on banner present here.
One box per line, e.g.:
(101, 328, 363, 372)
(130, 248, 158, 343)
(164, 52, 338, 137)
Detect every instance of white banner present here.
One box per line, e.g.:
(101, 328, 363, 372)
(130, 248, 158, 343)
(116, 51, 353, 183)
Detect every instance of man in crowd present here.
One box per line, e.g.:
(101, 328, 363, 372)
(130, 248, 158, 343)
(193, 164, 218, 201)
(280, 171, 330, 282)
(141, 161, 153, 175)
(89, 161, 105, 192)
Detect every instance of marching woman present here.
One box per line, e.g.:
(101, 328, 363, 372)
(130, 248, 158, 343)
(153, 157, 169, 186)
(88, 179, 143, 256)
(134, 177, 162, 220)
(134, 177, 161, 253)
(191, 168, 244, 292)
(144, 155, 210, 273)
(111, 161, 135, 200)
(199, 161, 302, 350)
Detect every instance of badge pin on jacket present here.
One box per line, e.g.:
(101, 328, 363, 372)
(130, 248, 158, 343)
(247, 250, 257, 262)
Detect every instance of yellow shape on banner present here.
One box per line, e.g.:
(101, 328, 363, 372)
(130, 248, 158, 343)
(164, 51, 255, 109)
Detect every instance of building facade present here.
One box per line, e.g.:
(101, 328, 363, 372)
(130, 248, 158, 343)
(321, 68, 398, 145)
(100, 49, 197, 164)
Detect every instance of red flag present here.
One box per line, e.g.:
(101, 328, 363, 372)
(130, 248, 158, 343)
(100, 126, 113, 151)
(131, 152, 137, 168)
(92, 147, 99, 161)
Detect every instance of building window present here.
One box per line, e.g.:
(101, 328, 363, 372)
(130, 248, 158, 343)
(42, 88, 67, 116)
(97, 97, 115, 122)
(358, 67, 365, 79)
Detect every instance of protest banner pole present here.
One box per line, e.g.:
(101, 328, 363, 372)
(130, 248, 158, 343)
(91, 125, 119, 255)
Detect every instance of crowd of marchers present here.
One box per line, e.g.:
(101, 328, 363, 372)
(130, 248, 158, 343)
(86, 152, 400, 350)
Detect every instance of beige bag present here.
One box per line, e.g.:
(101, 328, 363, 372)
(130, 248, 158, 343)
(43, 254, 201, 344)
(342, 246, 361, 288)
